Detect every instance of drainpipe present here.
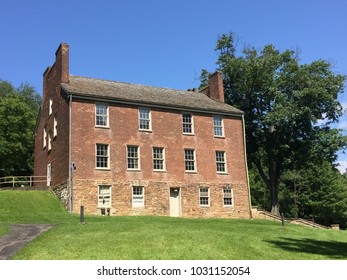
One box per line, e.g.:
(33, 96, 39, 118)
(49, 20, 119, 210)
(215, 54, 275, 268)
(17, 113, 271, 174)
(242, 114, 253, 219)
(68, 93, 73, 213)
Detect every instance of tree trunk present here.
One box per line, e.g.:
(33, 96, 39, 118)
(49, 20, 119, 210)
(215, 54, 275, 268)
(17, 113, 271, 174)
(255, 159, 281, 216)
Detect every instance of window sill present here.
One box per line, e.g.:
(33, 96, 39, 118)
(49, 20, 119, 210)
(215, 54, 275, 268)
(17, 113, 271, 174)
(95, 168, 111, 171)
(139, 129, 152, 133)
(214, 135, 225, 139)
(183, 133, 195, 136)
(95, 125, 110, 129)
(199, 205, 210, 208)
(153, 169, 167, 173)
(217, 172, 229, 175)
(185, 171, 198, 174)
(127, 169, 142, 172)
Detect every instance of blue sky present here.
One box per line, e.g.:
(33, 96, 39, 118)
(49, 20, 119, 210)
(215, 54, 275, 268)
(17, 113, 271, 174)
(1, 0, 347, 171)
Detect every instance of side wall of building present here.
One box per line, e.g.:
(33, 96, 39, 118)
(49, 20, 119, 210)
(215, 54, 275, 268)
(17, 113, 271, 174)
(34, 44, 70, 189)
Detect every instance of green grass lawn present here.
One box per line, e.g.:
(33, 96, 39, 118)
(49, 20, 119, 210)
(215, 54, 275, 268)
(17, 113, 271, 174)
(1, 190, 347, 260)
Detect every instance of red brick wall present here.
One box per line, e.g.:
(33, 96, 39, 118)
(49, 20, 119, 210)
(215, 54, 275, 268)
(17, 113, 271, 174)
(34, 44, 70, 187)
(70, 100, 251, 218)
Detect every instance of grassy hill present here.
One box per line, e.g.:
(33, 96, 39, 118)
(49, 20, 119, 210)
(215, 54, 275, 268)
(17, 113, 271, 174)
(1, 190, 347, 260)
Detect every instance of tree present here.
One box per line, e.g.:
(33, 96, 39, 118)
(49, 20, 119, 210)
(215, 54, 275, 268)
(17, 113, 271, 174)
(0, 80, 41, 177)
(280, 162, 347, 227)
(202, 33, 347, 215)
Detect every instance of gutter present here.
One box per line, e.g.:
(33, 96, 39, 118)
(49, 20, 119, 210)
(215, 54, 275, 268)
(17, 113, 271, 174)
(68, 93, 73, 213)
(242, 114, 253, 219)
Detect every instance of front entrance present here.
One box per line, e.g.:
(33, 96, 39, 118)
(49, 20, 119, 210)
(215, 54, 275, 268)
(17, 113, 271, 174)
(169, 188, 181, 217)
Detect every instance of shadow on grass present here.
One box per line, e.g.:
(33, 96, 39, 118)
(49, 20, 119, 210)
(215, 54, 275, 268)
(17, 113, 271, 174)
(266, 238, 347, 259)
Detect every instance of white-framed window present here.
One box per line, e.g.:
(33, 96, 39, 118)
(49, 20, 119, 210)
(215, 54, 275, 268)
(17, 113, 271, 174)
(127, 145, 140, 170)
(132, 186, 144, 207)
(98, 185, 111, 208)
(49, 98, 53, 116)
(96, 144, 109, 169)
(48, 130, 52, 151)
(139, 107, 151, 131)
(199, 188, 210, 206)
(43, 126, 47, 149)
(223, 187, 233, 206)
(53, 116, 58, 138)
(182, 113, 194, 134)
(153, 147, 165, 171)
(213, 115, 224, 137)
(46, 163, 51, 187)
(95, 103, 109, 127)
(184, 149, 196, 172)
(216, 151, 227, 173)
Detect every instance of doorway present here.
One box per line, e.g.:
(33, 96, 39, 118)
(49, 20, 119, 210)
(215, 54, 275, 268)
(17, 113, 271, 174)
(169, 188, 181, 217)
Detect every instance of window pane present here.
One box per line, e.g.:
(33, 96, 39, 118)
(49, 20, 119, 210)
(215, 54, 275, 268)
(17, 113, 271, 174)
(153, 148, 164, 170)
(139, 108, 150, 130)
(184, 149, 195, 171)
(213, 116, 223, 136)
(96, 144, 109, 168)
(127, 146, 139, 169)
(216, 151, 226, 172)
(182, 113, 193, 133)
(199, 188, 209, 205)
(96, 104, 108, 126)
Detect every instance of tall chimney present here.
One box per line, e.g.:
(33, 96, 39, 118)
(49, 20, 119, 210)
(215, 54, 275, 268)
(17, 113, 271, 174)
(55, 43, 69, 84)
(207, 71, 224, 102)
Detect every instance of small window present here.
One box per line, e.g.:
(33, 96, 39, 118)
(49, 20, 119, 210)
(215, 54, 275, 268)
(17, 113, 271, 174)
(182, 113, 193, 134)
(43, 126, 47, 149)
(48, 130, 52, 151)
(96, 144, 109, 169)
(184, 149, 196, 172)
(49, 98, 53, 116)
(139, 108, 151, 131)
(223, 187, 233, 206)
(127, 146, 140, 170)
(96, 103, 109, 127)
(216, 151, 227, 173)
(98, 185, 111, 208)
(53, 116, 58, 138)
(213, 115, 224, 137)
(199, 188, 210, 206)
(132, 186, 144, 207)
(153, 147, 165, 171)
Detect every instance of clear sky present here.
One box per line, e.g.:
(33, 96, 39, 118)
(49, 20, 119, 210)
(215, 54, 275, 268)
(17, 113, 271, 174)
(1, 0, 347, 171)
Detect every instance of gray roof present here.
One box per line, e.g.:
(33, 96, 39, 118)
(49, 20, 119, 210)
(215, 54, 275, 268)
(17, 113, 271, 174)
(61, 75, 243, 116)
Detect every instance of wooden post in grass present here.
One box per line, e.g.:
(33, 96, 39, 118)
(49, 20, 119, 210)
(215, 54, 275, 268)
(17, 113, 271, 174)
(80, 205, 85, 224)
(281, 213, 285, 226)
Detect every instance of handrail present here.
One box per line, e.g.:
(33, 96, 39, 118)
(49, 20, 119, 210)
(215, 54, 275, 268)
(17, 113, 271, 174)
(0, 176, 48, 187)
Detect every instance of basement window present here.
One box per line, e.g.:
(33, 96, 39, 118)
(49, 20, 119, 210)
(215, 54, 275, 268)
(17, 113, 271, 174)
(98, 185, 111, 208)
(199, 188, 210, 206)
(223, 187, 233, 206)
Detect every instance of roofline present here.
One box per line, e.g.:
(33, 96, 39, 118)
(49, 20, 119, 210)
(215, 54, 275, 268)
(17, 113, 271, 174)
(61, 85, 244, 117)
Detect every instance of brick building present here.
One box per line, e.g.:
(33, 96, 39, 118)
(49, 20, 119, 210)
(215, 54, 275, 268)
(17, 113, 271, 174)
(34, 43, 252, 218)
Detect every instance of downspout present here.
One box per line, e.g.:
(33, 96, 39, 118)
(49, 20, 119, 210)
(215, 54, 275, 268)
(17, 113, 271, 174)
(242, 114, 253, 219)
(68, 93, 73, 213)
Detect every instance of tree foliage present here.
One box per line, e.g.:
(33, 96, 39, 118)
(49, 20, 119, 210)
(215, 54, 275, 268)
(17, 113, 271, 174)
(202, 32, 347, 215)
(0, 80, 41, 177)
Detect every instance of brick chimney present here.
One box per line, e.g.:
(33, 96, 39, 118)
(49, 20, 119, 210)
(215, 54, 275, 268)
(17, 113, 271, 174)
(201, 71, 225, 102)
(55, 43, 69, 83)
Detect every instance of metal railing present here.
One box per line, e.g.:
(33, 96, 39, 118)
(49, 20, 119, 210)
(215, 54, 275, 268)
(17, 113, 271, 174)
(0, 176, 48, 188)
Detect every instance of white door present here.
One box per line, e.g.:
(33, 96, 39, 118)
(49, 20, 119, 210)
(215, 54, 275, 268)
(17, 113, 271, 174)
(170, 188, 181, 217)
(46, 163, 51, 187)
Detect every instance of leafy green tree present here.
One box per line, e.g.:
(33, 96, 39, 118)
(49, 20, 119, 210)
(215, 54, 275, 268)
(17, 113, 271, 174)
(280, 162, 347, 227)
(0, 80, 41, 177)
(202, 33, 347, 215)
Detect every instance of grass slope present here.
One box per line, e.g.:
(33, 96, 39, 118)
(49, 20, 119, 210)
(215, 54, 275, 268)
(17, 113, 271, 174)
(1, 190, 347, 260)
